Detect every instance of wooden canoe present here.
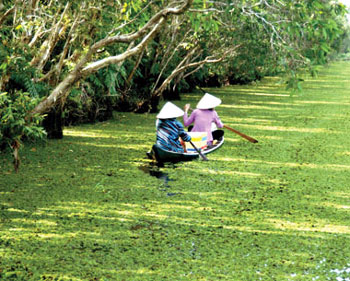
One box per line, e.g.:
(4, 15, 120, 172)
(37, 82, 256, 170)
(148, 136, 224, 163)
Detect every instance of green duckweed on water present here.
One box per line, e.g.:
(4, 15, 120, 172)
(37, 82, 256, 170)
(1, 61, 350, 280)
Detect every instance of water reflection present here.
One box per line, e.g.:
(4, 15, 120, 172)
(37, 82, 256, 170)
(138, 163, 182, 197)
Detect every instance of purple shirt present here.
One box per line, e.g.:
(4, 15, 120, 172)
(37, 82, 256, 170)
(183, 109, 223, 143)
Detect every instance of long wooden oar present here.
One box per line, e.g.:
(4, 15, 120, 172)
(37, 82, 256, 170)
(189, 140, 209, 161)
(224, 125, 258, 143)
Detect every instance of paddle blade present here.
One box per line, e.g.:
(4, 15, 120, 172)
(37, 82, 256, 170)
(223, 125, 258, 143)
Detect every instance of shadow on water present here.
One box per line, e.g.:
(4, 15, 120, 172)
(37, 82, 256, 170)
(138, 163, 182, 196)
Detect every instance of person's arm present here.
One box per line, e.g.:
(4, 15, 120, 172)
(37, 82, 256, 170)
(213, 111, 224, 128)
(177, 121, 191, 142)
(183, 104, 195, 127)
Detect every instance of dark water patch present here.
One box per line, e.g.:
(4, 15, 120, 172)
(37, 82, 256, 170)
(166, 192, 182, 197)
(138, 163, 176, 190)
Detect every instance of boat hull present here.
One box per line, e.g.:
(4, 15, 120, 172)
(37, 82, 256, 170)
(149, 137, 224, 163)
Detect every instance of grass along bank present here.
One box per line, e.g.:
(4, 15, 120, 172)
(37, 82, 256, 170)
(1, 61, 350, 280)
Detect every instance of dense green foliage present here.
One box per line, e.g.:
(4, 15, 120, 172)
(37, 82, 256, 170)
(1, 61, 350, 280)
(0, 91, 46, 150)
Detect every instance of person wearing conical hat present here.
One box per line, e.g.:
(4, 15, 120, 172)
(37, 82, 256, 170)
(183, 93, 224, 146)
(155, 102, 191, 152)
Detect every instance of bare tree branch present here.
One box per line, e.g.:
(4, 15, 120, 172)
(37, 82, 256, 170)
(151, 44, 241, 99)
(0, 6, 15, 25)
(36, 11, 81, 84)
(126, 48, 145, 86)
(151, 29, 192, 93)
(89, 0, 194, 51)
(152, 55, 222, 98)
(82, 18, 165, 75)
(30, 2, 71, 70)
(108, 1, 155, 35)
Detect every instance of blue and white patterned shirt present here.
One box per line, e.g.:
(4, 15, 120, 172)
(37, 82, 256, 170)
(156, 118, 191, 152)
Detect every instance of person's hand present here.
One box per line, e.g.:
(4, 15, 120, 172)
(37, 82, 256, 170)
(184, 104, 190, 112)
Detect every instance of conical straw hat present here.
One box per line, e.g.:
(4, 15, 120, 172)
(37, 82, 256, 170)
(157, 102, 184, 119)
(196, 93, 222, 109)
